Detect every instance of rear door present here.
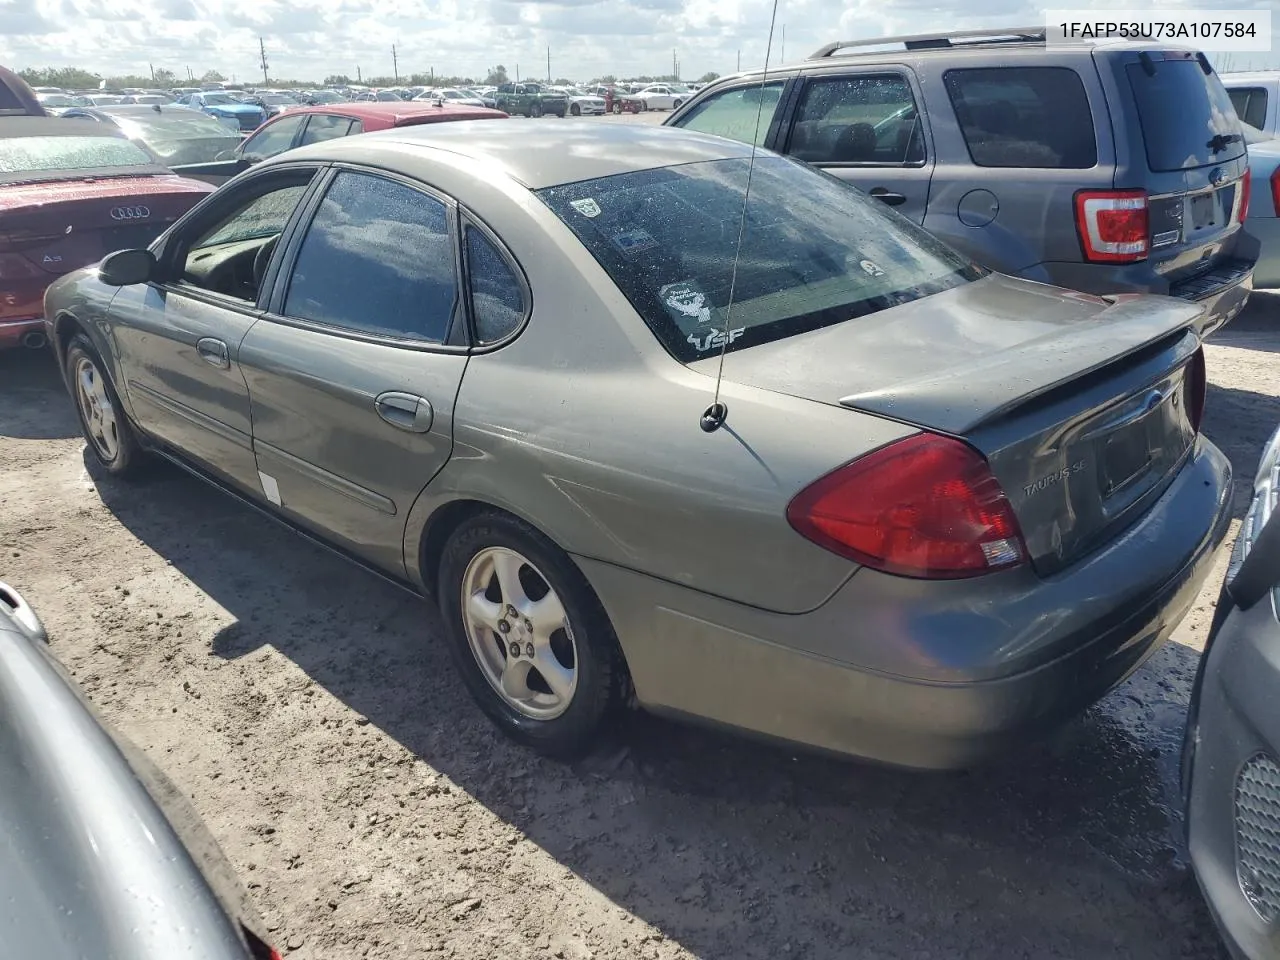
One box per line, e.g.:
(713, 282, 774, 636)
(1095, 50, 1250, 286)
(108, 167, 321, 495)
(236, 167, 471, 574)
(775, 68, 933, 224)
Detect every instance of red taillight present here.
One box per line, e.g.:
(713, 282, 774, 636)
(1238, 168, 1252, 223)
(786, 433, 1028, 579)
(1074, 189, 1149, 263)
(1272, 166, 1280, 217)
(1184, 347, 1206, 433)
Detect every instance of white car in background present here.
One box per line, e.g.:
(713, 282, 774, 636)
(632, 84, 691, 111)
(555, 86, 607, 116)
(416, 88, 487, 107)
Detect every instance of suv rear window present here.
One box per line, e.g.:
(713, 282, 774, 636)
(537, 156, 981, 363)
(944, 68, 1097, 169)
(1126, 58, 1245, 172)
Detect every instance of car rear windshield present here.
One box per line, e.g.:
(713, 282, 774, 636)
(537, 156, 982, 363)
(0, 135, 156, 177)
(1126, 58, 1245, 171)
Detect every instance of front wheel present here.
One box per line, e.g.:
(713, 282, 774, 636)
(65, 334, 147, 478)
(612, 102, 622, 114)
(438, 512, 630, 758)
(672, 99, 683, 110)
(570, 103, 581, 116)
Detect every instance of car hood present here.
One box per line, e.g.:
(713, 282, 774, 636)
(694, 273, 1204, 435)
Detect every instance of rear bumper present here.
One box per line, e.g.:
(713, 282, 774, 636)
(0, 316, 47, 349)
(580, 438, 1233, 769)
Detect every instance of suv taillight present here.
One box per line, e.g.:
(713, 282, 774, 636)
(1238, 168, 1252, 223)
(1184, 346, 1206, 433)
(786, 433, 1028, 580)
(1074, 189, 1149, 263)
(1272, 166, 1280, 217)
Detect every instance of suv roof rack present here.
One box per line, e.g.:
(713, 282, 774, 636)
(809, 26, 1047, 59)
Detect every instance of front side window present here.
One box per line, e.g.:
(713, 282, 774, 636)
(465, 226, 525, 344)
(788, 74, 924, 165)
(242, 115, 305, 161)
(538, 156, 980, 364)
(284, 171, 458, 342)
(671, 81, 785, 147)
(180, 176, 314, 300)
(944, 67, 1097, 169)
(1228, 86, 1269, 130)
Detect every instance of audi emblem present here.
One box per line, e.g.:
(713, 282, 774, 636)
(110, 205, 150, 221)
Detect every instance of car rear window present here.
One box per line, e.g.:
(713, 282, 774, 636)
(944, 67, 1097, 169)
(1126, 58, 1245, 172)
(537, 156, 981, 364)
(0, 135, 155, 176)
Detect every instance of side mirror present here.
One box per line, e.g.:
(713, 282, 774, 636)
(98, 248, 156, 286)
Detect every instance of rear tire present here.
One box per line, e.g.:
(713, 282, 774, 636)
(530, 101, 542, 118)
(673, 99, 683, 110)
(65, 333, 147, 478)
(612, 102, 622, 114)
(570, 103, 581, 116)
(438, 512, 630, 759)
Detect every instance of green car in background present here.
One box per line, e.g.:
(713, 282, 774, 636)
(493, 82, 567, 118)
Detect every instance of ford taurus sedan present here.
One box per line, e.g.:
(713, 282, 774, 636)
(43, 122, 1231, 767)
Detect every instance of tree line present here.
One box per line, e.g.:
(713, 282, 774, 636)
(18, 64, 722, 91)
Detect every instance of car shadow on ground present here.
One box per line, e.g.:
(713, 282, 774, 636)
(0, 348, 79, 440)
(1214, 290, 1280, 355)
(1202, 380, 1280, 517)
(86, 454, 1228, 959)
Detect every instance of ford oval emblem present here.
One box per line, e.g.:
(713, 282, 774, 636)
(110, 205, 150, 221)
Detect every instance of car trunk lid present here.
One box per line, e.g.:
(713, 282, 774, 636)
(0, 175, 212, 276)
(698, 273, 1205, 575)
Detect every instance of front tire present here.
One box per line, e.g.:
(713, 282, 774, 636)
(672, 99, 683, 110)
(438, 512, 630, 759)
(65, 333, 146, 478)
(570, 103, 581, 116)
(612, 102, 622, 114)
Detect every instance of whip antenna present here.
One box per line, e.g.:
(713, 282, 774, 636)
(700, 0, 781, 434)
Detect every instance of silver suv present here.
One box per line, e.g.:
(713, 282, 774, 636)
(667, 26, 1259, 336)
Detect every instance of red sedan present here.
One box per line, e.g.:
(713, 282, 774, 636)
(172, 101, 509, 184)
(0, 118, 213, 350)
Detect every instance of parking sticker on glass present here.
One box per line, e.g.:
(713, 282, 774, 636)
(570, 198, 601, 218)
(611, 229, 657, 255)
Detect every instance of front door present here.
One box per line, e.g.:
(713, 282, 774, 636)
(110, 168, 321, 494)
(777, 70, 934, 225)
(237, 168, 470, 575)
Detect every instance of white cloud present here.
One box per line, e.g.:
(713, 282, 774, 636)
(0, 0, 1276, 83)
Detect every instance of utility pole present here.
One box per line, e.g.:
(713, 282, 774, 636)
(547, 45, 551, 83)
(672, 48, 677, 81)
(258, 36, 268, 85)
(516, 63, 520, 81)
(149, 62, 155, 81)
(392, 44, 399, 82)
(357, 65, 362, 83)
(737, 49, 741, 72)
(781, 25, 786, 62)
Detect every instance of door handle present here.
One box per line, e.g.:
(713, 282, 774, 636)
(196, 338, 230, 369)
(374, 392, 434, 433)
(869, 188, 907, 206)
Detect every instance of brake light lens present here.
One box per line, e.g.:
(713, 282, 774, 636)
(1184, 346, 1206, 433)
(1238, 168, 1251, 223)
(786, 433, 1028, 579)
(1074, 189, 1149, 263)
(1272, 165, 1280, 217)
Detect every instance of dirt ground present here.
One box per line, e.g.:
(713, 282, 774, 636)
(3, 290, 1279, 960)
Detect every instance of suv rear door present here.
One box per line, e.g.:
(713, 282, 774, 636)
(1095, 49, 1251, 292)
(774, 67, 934, 224)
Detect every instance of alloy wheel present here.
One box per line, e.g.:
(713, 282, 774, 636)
(74, 356, 119, 462)
(461, 546, 578, 720)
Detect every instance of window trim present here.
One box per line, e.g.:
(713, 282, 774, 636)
(262, 162, 471, 355)
(458, 209, 533, 352)
(151, 163, 325, 314)
(783, 69, 930, 169)
(942, 65, 1098, 171)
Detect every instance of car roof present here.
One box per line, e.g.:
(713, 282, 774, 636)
(1220, 71, 1279, 84)
(289, 118, 757, 189)
(281, 101, 506, 127)
(0, 116, 127, 140)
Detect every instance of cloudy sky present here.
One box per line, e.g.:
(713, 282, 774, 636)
(0, 0, 1277, 84)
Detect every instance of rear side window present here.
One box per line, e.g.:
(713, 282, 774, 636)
(1228, 87, 1268, 130)
(1126, 58, 1245, 172)
(284, 171, 458, 342)
(465, 227, 525, 344)
(537, 156, 980, 364)
(672, 82, 785, 147)
(788, 74, 924, 165)
(944, 67, 1097, 169)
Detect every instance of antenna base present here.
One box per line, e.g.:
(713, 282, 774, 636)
(699, 402, 727, 433)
